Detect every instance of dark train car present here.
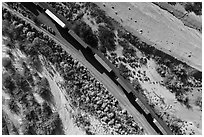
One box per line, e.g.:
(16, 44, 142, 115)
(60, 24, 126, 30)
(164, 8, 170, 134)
(153, 118, 168, 135)
(68, 30, 88, 48)
(116, 78, 132, 93)
(94, 54, 112, 72)
(135, 97, 150, 115)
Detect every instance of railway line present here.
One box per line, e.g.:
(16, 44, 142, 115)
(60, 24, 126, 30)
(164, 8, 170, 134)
(3, 3, 156, 135)
(12, 2, 173, 135)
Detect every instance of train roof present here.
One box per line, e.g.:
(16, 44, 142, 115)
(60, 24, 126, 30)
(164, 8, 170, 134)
(68, 30, 88, 48)
(116, 78, 132, 93)
(45, 9, 66, 28)
(94, 54, 112, 72)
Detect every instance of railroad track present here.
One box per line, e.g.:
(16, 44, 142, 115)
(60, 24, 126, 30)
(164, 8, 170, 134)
(3, 3, 172, 135)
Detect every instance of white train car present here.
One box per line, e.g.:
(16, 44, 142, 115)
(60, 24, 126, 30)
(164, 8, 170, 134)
(94, 54, 112, 72)
(45, 9, 66, 28)
(68, 30, 88, 48)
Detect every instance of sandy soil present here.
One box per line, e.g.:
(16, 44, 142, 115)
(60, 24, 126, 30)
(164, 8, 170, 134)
(40, 57, 121, 135)
(2, 37, 85, 135)
(119, 52, 202, 134)
(82, 4, 202, 134)
(40, 57, 85, 135)
(111, 33, 202, 134)
(96, 2, 202, 72)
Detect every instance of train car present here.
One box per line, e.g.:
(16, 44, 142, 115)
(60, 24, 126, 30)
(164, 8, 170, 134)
(135, 98, 150, 115)
(45, 9, 66, 28)
(116, 78, 132, 93)
(94, 54, 112, 72)
(68, 30, 88, 48)
(102, 73, 125, 95)
(153, 118, 168, 135)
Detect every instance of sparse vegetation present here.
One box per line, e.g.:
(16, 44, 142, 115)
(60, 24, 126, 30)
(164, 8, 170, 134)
(98, 25, 116, 51)
(3, 2, 201, 135)
(2, 4, 144, 135)
(2, 7, 64, 135)
(72, 20, 98, 48)
(47, 2, 117, 52)
(119, 63, 131, 79)
(184, 2, 202, 16)
(47, 2, 202, 135)
(195, 96, 202, 111)
(2, 113, 9, 135)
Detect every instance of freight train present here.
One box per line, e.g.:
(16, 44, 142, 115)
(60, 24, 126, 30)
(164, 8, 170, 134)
(24, 2, 172, 135)
(135, 97, 150, 115)
(45, 9, 66, 28)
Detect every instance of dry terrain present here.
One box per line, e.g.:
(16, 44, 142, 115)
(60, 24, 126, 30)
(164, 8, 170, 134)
(2, 37, 119, 135)
(2, 2, 202, 135)
(96, 2, 202, 72)
(2, 4, 145, 135)
(79, 2, 202, 134)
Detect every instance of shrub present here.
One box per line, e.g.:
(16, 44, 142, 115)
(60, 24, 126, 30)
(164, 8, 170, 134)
(119, 63, 130, 79)
(72, 20, 98, 48)
(8, 99, 20, 114)
(98, 25, 116, 51)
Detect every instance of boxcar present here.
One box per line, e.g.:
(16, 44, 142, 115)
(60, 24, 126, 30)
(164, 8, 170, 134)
(153, 118, 168, 135)
(116, 78, 132, 93)
(135, 97, 150, 115)
(45, 9, 66, 28)
(68, 30, 88, 48)
(94, 54, 112, 72)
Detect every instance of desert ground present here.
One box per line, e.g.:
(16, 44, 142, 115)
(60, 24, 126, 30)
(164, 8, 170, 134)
(96, 2, 202, 71)
(90, 2, 202, 134)
(2, 2, 202, 135)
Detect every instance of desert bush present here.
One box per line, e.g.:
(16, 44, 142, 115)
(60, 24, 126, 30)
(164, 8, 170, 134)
(2, 7, 65, 135)
(2, 72, 16, 96)
(8, 99, 20, 114)
(168, 2, 176, 6)
(118, 63, 130, 79)
(98, 25, 116, 51)
(72, 20, 98, 48)
(2, 115, 9, 135)
(195, 96, 202, 110)
(2, 57, 13, 69)
(122, 46, 136, 59)
(185, 2, 202, 15)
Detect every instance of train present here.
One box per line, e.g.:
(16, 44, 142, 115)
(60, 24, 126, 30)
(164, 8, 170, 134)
(135, 97, 150, 115)
(153, 118, 168, 135)
(94, 54, 112, 72)
(41, 3, 113, 74)
(44, 7, 171, 134)
(68, 30, 88, 48)
(116, 78, 132, 93)
(23, 3, 172, 135)
(45, 9, 66, 28)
